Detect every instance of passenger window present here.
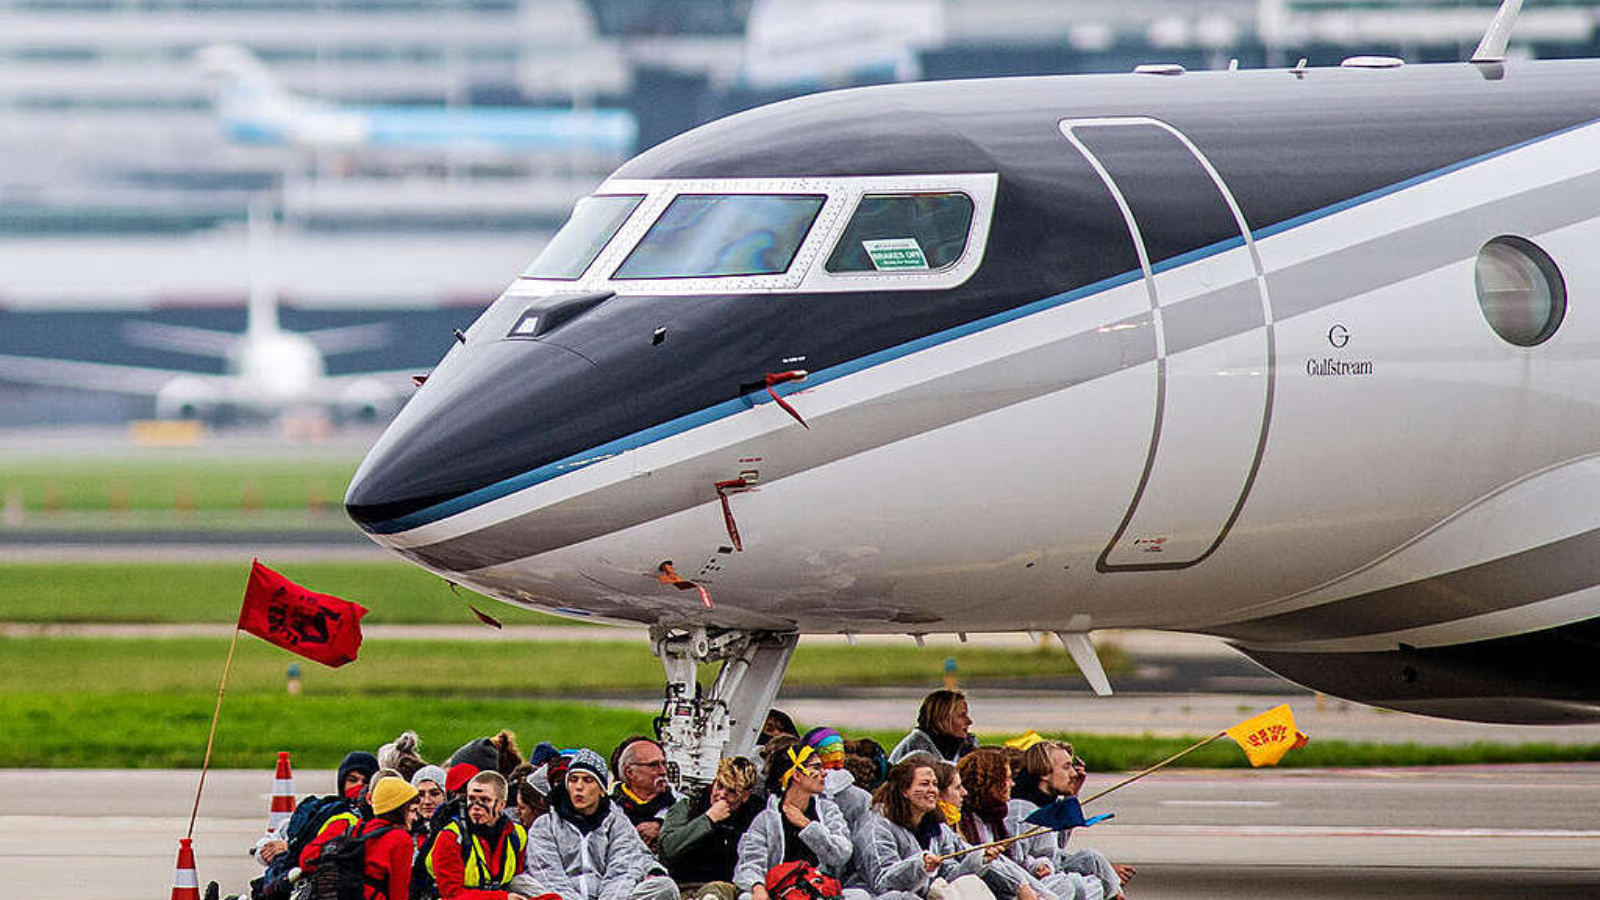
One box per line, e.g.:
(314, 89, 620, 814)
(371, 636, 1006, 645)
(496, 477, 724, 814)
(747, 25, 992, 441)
(613, 194, 826, 279)
(1475, 235, 1565, 347)
(523, 194, 643, 280)
(825, 193, 975, 273)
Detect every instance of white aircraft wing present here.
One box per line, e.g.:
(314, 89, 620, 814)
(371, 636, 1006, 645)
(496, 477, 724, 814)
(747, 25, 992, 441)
(0, 353, 210, 397)
(320, 368, 426, 391)
(318, 368, 425, 414)
(301, 322, 397, 355)
(121, 321, 241, 358)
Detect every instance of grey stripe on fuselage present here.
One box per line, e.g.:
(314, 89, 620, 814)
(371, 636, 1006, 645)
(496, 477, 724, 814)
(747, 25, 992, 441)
(1212, 526, 1600, 645)
(1162, 279, 1265, 357)
(1269, 164, 1600, 320)
(402, 141, 1600, 574)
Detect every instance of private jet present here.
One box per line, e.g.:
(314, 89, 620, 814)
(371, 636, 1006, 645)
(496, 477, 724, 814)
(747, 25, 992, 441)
(345, 3, 1600, 782)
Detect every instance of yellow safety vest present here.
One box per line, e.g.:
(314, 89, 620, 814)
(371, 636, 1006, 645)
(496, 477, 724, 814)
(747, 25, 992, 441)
(426, 819, 528, 888)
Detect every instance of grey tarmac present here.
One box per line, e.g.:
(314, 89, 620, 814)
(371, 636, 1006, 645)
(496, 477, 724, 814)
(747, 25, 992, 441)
(6, 764, 1599, 900)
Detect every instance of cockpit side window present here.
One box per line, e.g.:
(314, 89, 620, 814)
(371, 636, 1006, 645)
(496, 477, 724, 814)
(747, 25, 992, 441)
(824, 193, 975, 273)
(612, 194, 826, 279)
(522, 194, 644, 280)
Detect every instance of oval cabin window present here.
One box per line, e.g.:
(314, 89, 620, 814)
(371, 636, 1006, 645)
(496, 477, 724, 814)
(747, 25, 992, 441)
(1474, 236, 1566, 347)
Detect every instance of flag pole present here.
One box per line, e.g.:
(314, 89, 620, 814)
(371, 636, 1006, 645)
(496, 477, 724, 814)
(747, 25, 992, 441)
(1080, 731, 1224, 805)
(932, 826, 1051, 862)
(188, 625, 242, 839)
(934, 730, 1226, 862)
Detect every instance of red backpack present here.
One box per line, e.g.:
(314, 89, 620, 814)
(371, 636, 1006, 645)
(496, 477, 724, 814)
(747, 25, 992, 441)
(764, 861, 843, 900)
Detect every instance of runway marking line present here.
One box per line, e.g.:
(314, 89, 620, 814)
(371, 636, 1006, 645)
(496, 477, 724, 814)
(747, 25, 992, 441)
(1159, 800, 1281, 807)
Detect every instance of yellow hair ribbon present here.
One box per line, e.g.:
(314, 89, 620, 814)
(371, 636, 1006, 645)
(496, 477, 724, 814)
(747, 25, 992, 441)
(781, 745, 816, 789)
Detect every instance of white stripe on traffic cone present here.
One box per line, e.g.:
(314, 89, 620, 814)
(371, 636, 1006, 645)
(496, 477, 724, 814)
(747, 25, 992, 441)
(170, 837, 200, 900)
(268, 750, 297, 832)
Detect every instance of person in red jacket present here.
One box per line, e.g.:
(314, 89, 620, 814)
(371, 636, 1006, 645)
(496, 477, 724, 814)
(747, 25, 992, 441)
(361, 777, 423, 900)
(427, 770, 533, 900)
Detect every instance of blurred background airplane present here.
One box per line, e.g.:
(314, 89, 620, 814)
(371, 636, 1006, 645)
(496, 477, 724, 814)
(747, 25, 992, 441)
(0, 204, 417, 426)
(195, 43, 637, 160)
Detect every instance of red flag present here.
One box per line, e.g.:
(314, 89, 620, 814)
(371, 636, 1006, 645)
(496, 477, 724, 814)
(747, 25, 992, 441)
(237, 559, 367, 668)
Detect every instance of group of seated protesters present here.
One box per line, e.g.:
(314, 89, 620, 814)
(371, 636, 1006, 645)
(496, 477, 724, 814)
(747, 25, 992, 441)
(240, 690, 1131, 900)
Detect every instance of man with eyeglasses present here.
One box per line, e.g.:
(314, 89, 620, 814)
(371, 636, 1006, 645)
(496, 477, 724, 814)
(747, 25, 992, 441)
(612, 737, 678, 854)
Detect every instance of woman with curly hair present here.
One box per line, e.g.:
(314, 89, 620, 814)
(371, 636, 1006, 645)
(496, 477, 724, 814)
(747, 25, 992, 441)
(959, 749, 1099, 900)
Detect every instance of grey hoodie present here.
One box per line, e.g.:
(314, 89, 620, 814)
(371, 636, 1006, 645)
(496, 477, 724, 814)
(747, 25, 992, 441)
(887, 729, 978, 765)
(733, 794, 854, 900)
(867, 814, 987, 898)
(823, 770, 876, 891)
(528, 803, 656, 900)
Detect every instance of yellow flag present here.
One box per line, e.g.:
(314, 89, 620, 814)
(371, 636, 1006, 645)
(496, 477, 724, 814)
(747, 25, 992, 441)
(1005, 729, 1046, 751)
(1223, 704, 1310, 767)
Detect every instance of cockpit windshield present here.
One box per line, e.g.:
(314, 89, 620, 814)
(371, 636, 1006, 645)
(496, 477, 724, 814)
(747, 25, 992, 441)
(522, 194, 643, 280)
(612, 194, 825, 279)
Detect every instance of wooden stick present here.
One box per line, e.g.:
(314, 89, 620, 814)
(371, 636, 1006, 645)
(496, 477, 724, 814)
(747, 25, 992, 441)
(932, 731, 1226, 862)
(187, 627, 241, 839)
(931, 826, 1049, 861)
(1080, 731, 1224, 805)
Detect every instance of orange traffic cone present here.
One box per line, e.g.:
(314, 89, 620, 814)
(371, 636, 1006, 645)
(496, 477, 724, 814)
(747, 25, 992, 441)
(268, 751, 296, 832)
(170, 837, 200, 900)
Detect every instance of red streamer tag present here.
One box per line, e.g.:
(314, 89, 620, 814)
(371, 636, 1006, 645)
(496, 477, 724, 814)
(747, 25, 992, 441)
(765, 371, 809, 429)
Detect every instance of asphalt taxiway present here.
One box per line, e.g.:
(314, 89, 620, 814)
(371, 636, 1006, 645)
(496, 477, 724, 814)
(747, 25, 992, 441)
(6, 764, 1598, 900)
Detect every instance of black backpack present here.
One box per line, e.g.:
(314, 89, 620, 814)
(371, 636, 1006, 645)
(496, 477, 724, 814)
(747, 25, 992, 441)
(255, 796, 359, 900)
(285, 796, 358, 861)
(298, 823, 397, 900)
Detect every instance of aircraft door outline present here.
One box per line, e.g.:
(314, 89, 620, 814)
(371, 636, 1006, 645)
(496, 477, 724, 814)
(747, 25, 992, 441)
(1059, 116, 1278, 572)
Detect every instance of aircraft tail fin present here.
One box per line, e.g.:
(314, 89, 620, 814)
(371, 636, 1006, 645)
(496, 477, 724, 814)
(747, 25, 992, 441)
(194, 43, 318, 143)
(245, 198, 281, 338)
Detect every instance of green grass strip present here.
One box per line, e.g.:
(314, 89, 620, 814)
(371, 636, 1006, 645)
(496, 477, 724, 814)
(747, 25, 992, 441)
(7, 693, 1597, 770)
(0, 693, 653, 769)
(0, 636, 1108, 696)
(1, 456, 360, 512)
(0, 562, 575, 625)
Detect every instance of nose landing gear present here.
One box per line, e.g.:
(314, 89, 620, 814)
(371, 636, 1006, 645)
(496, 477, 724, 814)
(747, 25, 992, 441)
(650, 626, 799, 788)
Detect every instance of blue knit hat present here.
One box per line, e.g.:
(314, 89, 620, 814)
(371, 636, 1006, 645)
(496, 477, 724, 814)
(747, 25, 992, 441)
(564, 747, 609, 786)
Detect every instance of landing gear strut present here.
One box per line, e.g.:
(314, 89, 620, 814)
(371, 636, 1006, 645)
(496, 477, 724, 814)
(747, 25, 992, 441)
(650, 626, 799, 788)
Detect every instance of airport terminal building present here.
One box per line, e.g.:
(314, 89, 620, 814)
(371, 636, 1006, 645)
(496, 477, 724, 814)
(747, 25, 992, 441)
(4, 0, 1600, 420)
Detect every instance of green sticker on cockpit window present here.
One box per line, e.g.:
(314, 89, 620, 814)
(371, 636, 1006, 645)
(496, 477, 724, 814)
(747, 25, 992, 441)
(863, 238, 930, 271)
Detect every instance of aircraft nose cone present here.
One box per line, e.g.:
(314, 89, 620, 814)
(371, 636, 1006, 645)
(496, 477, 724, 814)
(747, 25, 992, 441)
(345, 337, 623, 533)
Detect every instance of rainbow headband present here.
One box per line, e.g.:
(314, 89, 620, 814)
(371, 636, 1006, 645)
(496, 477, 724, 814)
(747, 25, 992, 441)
(806, 728, 845, 763)
(781, 745, 817, 789)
